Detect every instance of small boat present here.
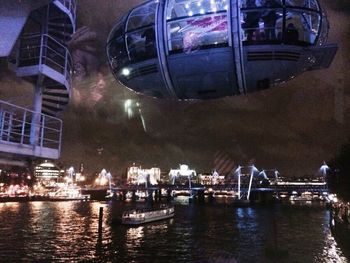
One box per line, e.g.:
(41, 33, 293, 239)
(121, 205, 174, 225)
(289, 191, 313, 202)
(47, 186, 90, 201)
(290, 195, 312, 201)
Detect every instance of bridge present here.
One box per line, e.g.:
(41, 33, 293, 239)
(79, 181, 329, 202)
(112, 182, 327, 193)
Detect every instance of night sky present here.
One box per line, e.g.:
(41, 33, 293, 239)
(1, 0, 350, 177)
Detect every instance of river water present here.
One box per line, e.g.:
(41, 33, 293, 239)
(0, 200, 348, 262)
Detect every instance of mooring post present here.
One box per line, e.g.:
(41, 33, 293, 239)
(147, 189, 154, 205)
(98, 207, 103, 234)
(198, 190, 205, 203)
(156, 189, 161, 202)
(167, 189, 172, 202)
(132, 190, 137, 202)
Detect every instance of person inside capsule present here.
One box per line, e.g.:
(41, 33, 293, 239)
(261, 0, 280, 41)
(241, 0, 320, 46)
(141, 27, 156, 58)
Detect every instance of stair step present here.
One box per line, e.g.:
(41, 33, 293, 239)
(43, 94, 69, 102)
(48, 26, 73, 37)
(48, 22, 73, 28)
(42, 104, 64, 112)
(48, 28, 72, 37)
(43, 90, 69, 97)
(43, 98, 68, 106)
(44, 85, 67, 90)
(42, 108, 59, 116)
(42, 103, 64, 111)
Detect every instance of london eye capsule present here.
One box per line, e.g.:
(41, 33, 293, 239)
(106, 0, 337, 99)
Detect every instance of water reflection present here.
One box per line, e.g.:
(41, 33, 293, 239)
(321, 232, 348, 262)
(126, 226, 144, 249)
(0, 202, 348, 262)
(0, 202, 20, 212)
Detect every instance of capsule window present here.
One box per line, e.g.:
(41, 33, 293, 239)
(241, 0, 283, 8)
(241, 0, 321, 45)
(167, 13, 229, 53)
(107, 37, 128, 71)
(285, 0, 319, 10)
(109, 15, 127, 40)
(166, 0, 228, 20)
(126, 26, 157, 62)
(284, 10, 320, 45)
(241, 9, 283, 42)
(126, 2, 157, 32)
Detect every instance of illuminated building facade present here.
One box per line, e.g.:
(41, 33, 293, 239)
(169, 164, 197, 185)
(34, 160, 63, 186)
(199, 174, 225, 185)
(107, 0, 337, 99)
(127, 166, 161, 185)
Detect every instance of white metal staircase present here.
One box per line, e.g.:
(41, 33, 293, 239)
(13, 0, 76, 116)
(0, 0, 76, 160)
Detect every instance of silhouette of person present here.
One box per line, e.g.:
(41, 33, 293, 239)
(244, 0, 261, 42)
(284, 23, 299, 44)
(141, 27, 156, 58)
(262, 0, 280, 40)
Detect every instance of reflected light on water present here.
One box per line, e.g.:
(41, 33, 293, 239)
(30, 201, 43, 209)
(321, 232, 348, 263)
(0, 202, 349, 262)
(126, 226, 144, 249)
(0, 202, 20, 212)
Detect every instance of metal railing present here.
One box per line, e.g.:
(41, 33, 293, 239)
(0, 100, 62, 153)
(18, 33, 72, 88)
(54, 0, 76, 24)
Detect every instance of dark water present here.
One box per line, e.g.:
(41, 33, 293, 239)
(0, 200, 349, 263)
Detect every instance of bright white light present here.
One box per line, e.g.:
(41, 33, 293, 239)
(180, 165, 189, 172)
(65, 177, 73, 183)
(197, 1, 201, 7)
(224, 5, 228, 10)
(121, 68, 130, 76)
(234, 165, 242, 175)
(125, 99, 132, 107)
(212, 7, 217, 12)
(319, 161, 330, 176)
(188, 11, 193, 16)
(199, 8, 205, 14)
(250, 165, 259, 173)
(100, 177, 107, 185)
(185, 3, 190, 8)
